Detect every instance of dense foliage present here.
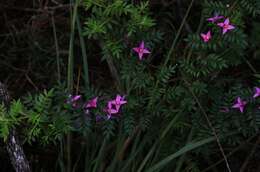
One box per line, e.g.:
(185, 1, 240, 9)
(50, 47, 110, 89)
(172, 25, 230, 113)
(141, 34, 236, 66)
(1, 0, 260, 171)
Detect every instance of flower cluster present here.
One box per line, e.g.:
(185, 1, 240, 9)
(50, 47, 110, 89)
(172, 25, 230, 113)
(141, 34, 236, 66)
(224, 87, 260, 113)
(66, 94, 127, 121)
(201, 14, 235, 42)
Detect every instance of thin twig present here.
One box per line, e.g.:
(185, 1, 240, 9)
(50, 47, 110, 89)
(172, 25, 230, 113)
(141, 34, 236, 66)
(164, 0, 195, 66)
(24, 74, 39, 91)
(183, 78, 232, 172)
(176, 0, 193, 33)
(202, 133, 257, 172)
(240, 135, 260, 172)
(51, 13, 61, 83)
(0, 4, 73, 13)
(0, 59, 27, 72)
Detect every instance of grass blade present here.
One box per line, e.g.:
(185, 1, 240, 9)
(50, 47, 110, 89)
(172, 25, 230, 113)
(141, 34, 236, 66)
(66, 0, 80, 172)
(137, 112, 181, 172)
(76, 16, 90, 89)
(146, 133, 237, 172)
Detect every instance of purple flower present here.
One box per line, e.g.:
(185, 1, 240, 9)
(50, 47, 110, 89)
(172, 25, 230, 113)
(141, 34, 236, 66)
(133, 41, 151, 60)
(200, 31, 212, 43)
(105, 101, 119, 119)
(217, 18, 235, 34)
(84, 97, 98, 108)
(66, 94, 81, 107)
(207, 14, 224, 23)
(232, 97, 247, 113)
(253, 87, 260, 98)
(110, 95, 127, 111)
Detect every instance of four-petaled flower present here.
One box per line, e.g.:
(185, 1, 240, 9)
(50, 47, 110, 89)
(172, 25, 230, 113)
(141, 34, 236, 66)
(111, 95, 127, 111)
(217, 18, 235, 34)
(84, 97, 98, 108)
(232, 97, 247, 113)
(200, 31, 212, 42)
(105, 101, 119, 119)
(133, 41, 151, 60)
(253, 87, 260, 98)
(207, 14, 224, 23)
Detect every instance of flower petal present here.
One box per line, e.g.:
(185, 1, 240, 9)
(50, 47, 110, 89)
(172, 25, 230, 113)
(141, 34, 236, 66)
(115, 95, 121, 102)
(222, 28, 228, 34)
(237, 97, 242, 104)
(224, 18, 229, 25)
(133, 47, 140, 53)
(138, 52, 144, 60)
(207, 31, 211, 36)
(140, 41, 145, 49)
(72, 95, 81, 101)
(143, 49, 150, 54)
(217, 23, 224, 27)
(227, 25, 235, 30)
(239, 107, 244, 113)
(120, 100, 127, 104)
(232, 104, 240, 108)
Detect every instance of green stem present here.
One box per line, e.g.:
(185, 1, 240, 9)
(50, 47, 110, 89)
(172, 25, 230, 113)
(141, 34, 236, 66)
(67, 0, 80, 91)
(67, 1, 80, 172)
(77, 16, 90, 89)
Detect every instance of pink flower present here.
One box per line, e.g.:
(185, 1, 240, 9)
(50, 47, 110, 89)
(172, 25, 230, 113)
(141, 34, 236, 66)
(207, 14, 224, 23)
(217, 18, 235, 34)
(111, 95, 127, 111)
(84, 97, 98, 108)
(232, 97, 247, 113)
(200, 31, 212, 42)
(105, 101, 119, 119)
(253, 87, 260, 98)
(66, 94, 81, 107)
(133, 41, 151, 60)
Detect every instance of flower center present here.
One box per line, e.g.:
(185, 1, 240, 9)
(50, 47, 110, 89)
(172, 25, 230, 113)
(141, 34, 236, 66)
(223, 24, 229, 29)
